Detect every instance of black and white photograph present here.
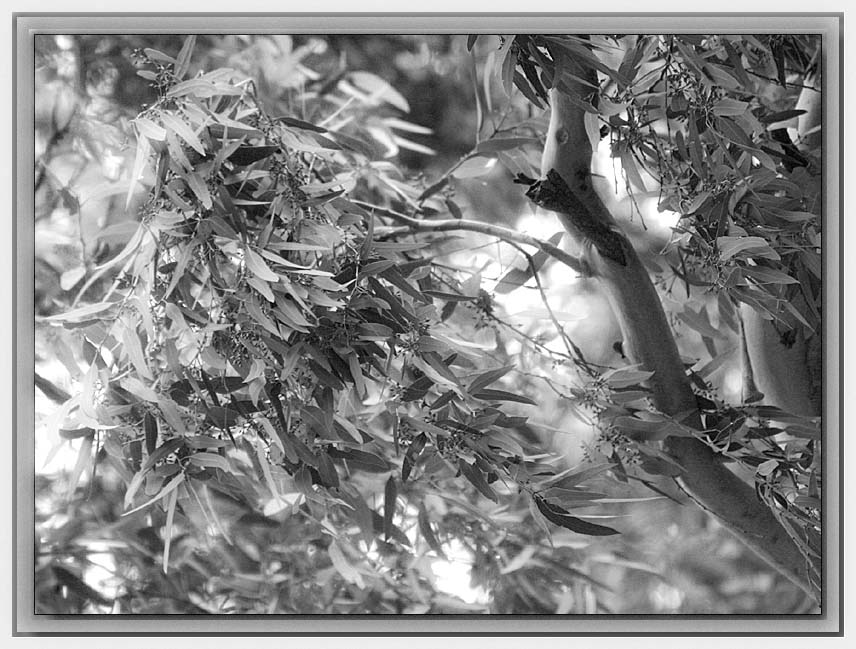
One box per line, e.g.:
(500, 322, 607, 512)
(16, 13, 842, 635)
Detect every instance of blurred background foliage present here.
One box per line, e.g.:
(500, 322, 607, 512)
(33, 33, 817, 615)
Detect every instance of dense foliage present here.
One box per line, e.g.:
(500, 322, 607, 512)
(34, 33, 822, 614)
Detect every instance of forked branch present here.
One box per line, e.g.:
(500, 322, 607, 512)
(538, 78, 813, 596)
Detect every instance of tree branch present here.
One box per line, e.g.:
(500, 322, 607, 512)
(539, 74, 813, 596)
(740, 68, 822, 417)
(353, 200, 584, 275)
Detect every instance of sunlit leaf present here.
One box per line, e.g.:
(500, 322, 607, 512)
(66, 435, 93, 501)
(174, 35, 196, 80)
(135, 117, 167, 141)
(122, 471, 185, 517)
(328, 541, 365, 588)
(162, 487, 179, 574)
(160, 112, 205, 155)
(452, 155, 497, 179)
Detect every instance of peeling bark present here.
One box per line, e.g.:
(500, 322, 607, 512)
(539, 83, 813, 595)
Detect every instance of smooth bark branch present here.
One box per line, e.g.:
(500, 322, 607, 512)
(356, 200, 584, 274)
(740, 74, 822, 416)
(539, 83, 813, 595)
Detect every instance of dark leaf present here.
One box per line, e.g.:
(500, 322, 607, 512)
(402, 433, 427, 482)
(35, 372, 71, 404)
(383, 475, 397, 540)
(468, 365, 514, 394)
(205, 406, 241, 429)
(327, 447, 391, 473)
(277, 116, 328, 133)
(207, 123, 264, 140)
(494, 232, 562, 294)
(402, 375, 434, 402)
(141, 438, 185, 473)
(51, 565, 112, 606)
(381, 266, 431, 304)
(227, 145, 279, 166)
(534, 496, 619, 536)
(458, 459, 498, 502)
(59, 427, 95, 440)
(422, 290, 477, 303)
(317, 451, 340, 489)
(759, 109, 807, 124)
(512, 70, 544, 108)
(638, 455, 684, 478)
(445, 198, 463, 219)
(417, 176, 449, 202)
(471, 388, 536, 406)
(144, 412, 158, 455)
(418, 502, 446, 559)
(715, 117, 754, 149)
(301, 405, 333, 438)
(370, 510, 411, 546)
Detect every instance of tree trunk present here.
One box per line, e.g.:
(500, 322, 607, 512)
(540, 72, 814, 596)
(740, 75, 822, 417)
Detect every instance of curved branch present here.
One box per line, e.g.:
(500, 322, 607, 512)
(539, 78, 813, 596)
(353, 200, 584, 274)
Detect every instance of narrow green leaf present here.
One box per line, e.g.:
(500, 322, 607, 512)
(534, 496, 619, 536)
(144, 47, 175, 64)
(417, 176, 449, 202)
(144, 412, 158, 455)
(458, 459, 497, 502)
(620, 148, 647, 192)
(135, 117, 167, 141)
(126, 135, 152, 209)
(328, 541, 365, 588)
(327, 447, 390, 473)
(402, 433, 427, 482)
(182, 171, 213, 209)
(471, 388, 536, 406)
(122, 471, 185, 517)
(121, 325, 153, 381)
(174, 35, 196, 80)
(347, 353, 367, 398)
(66, 435, 93, 500)
(717, 236, 780, 261)
(141, 438, 185, 474)
(162, 487, 179, 574)
(418, 502, 446, 559)
(468, 365, 514, 394)
(160, 112, 205, 155)
(278, 116, 328, 133)
(402, 416, 449, 439)
(45, 300, 119, 323)
(227, 145, 279, 166)
(187, 451, 231, 472)
(383, 475, 397, 540)
(317, 451, 340, 489)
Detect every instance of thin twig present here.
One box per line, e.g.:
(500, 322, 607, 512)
(509, 241, 579, 365)
(353, 200, 583, 274)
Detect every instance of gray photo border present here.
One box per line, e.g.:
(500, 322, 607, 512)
(14, 12, 843, 636)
